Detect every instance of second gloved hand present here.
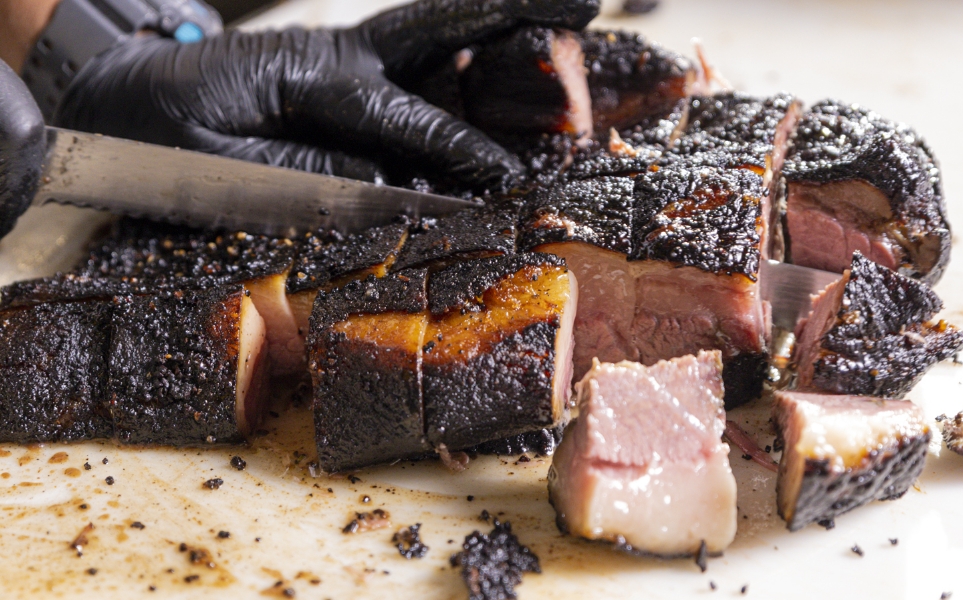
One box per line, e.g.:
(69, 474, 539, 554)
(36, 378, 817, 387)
(54, 0, 600, 192)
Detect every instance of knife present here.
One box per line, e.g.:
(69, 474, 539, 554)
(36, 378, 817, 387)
(33, 127, 479, 237)
(760, 259, 842, 331)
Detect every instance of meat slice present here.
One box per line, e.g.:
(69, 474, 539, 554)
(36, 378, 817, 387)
(784, 100, 950, 283)
(423, 254, 577, 451)
(79, 219, 303, 375)
(579, 30, 693, 132)
(108, 285, 269, 445)
(287, 222, 409, 354)
(525, 164, 771, 408)
(461, 27, 593, 143)
(548, 352, 737, 557)
(392, 206, 517, 272)
(0, 300, 113, 443)
(794, 252, 963, 398)
(773, 391, 930, 531)
(308, 270, 431, 472)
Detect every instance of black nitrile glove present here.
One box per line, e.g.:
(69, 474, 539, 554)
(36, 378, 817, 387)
(0, 59, 45, 238)
(55, 0, 600, 192)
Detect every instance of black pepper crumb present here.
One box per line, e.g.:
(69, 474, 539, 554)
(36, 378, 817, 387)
(450, 520, 540, 600)
(695, 540, 708, 573)
(184, 575, 199, 583)
(709, 581, 717, 591)
(131, 522, 145, 530)
(87, 568, 97, 576)
(393, 523, 429, 559)
(105, 476, 115, 485)
(851, 544, 864, 557)
(148, 585, 156, 592)
(230, 456, 246, 471)
(83, 462, 91, 470)
(282, 588, 296, 598)
(179, 543, 188, 552)
(203, 478, 224, 490)
(740, 584, 748, 594)
(741, 453, 753, 461)
(348, 475, 361, 484)
(818, 519, 835, 530)
(362, 495, 371, 503)
(467, 495, 475, 502)
(217, 531, 230, 539)
(764, 446, 771, 453)
(889, 538, 899, 546)
(941, 593, 952, 599)
(255, 537, 261, 542)
(772, 437, 784, 453)
(622, 0, 659, 14)
(102, 458, 108, 464)
(517, 455, 531, 463)
(936, 414, 947, 422)
(480, 509, 491, 522)
(79, 504, 88, 510)
(327, 488, 333, 493)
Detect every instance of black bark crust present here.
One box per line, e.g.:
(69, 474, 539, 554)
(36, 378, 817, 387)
(785, 432, 930, 532)
(669, 93, 798, 169)
(812, 253, 963, 397)
(392, 207, 518, 272)
(721, 353, 768, 410)
(632, 165, 764, 278)
(468, 425, 564, 456)
(427, 254, 566, 316)
(79, 218, 297, 288)
(286, 221, 409, 294)
(518, 176, 636, 254)
(450, 520, 541, 600)
(460, 27, 576, 138)
(424, 320, 559, 450)
(0, 273, 145, 310)
(308, 270, 430, 471)
(580, 30, 692, 131)
(108, 286, 247, 446)
(784, 99, 950, 283)
(0, 301, 113, 443)
(310, 269, 429, 328)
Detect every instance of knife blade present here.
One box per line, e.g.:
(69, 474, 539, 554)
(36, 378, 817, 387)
(34, 127, 479, 236)
(760, 260, 842, 331)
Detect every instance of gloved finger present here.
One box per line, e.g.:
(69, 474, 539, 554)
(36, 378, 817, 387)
(182, 126, 387, 183)
(290, 76, 523, 191)
(360, 0, 601, 82)
(0, 59, 46, 238)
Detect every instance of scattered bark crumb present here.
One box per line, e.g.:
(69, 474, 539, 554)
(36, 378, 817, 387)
(70, 523, 94, 556)
(851, 544, 864, 557)
(105, 476, 115, 485)
(84, 462, 92, 470)
(204, 478, 224, 490)
(740, 584, 748, 594)
(393, 524, 429, 559)
(622, 0, 659, 14)
(342, 509, 391, 534)
(230, 456, 247, 471)
(131, 522, 145, 530)
(709, 581, 717, 591)
(695, 540, 708, 572)
(450, 520, 540, 600)
(87, 568, 97, 576)
(889, 538, 899, 546)
(217, 531, 230, 539)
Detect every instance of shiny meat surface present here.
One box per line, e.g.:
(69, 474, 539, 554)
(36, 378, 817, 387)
(548, 352, 737, 556)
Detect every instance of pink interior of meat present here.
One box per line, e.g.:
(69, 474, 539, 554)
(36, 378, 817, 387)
(236, 295, 271, 436)
(792, 271, 849, 389)
(787, 181, 902, 274)
(245, 274, 305, 376)
(553, 31, 594, 144)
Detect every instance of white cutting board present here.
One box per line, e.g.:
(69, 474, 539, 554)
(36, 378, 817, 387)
(2, 1, 963, 598)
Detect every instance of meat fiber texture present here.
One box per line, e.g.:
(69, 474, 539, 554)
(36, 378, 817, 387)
(773, 391, 930, 531)
(308, 254, 578, 472)
(794, 252, 963, 398)
(521, 162, 772, 409)
(0, 284, 270, 445)
(548, 351, 737, 557)
(784, 100, 950, 284)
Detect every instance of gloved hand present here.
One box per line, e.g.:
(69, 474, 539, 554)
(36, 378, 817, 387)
(0, 59, 45, 238)
(55, 0, 601, 192)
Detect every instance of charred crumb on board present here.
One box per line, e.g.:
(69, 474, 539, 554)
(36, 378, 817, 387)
(70, 522, 94, 556)
(83, 462, 91, 470)
(889, 538, 899, 546)
(130, 521, 145, 530)
(203, 478, 224, 490)
(393, 524, 429, 559)
(740, 584, 748, 594)
(217, 531, 231, 539)
(695, 540, 708, 572)
(342, 509, 391, 534)
(105, 476, 114, 485)
(230, 455, 246, 470)
(621, 0, 659, 14)
(851, 544, 864, 557)
(450, 520, 540, 600)
(709, 580, 717, 591)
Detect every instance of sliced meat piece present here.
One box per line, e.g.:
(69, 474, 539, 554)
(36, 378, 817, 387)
(79, 220, 303, 375)
(308, 270, 430, 472)
(392, 206, 517, 272)
(784, 100, 950, 283)
(0, 300, 113, 442)
(773, 391, 930, 531)
(579, 30, 693, 132)
(461, 27, 593, 143)
(423, 255, 577, 450)
(108, 286, 269, 445)
(548, 352, 737, 557)
(794, 252, 963, 398)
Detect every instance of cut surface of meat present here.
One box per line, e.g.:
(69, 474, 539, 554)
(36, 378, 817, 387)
(784, 99, 950, 283)
(0, 300, 113, 443)
(108, 286, 270, 445)
(423, 257, 577, 451)
(794, 252, 963, 397)
(548, 351, 737, 556)
(461, 27, 593, 142)
(773, 391, 930, 531)
(392, 207, 517, 272)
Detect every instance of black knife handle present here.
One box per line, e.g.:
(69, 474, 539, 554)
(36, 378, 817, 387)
(0, 59, 45, 239)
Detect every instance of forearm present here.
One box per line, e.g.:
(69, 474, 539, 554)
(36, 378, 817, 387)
(0, 0, 61, 72)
